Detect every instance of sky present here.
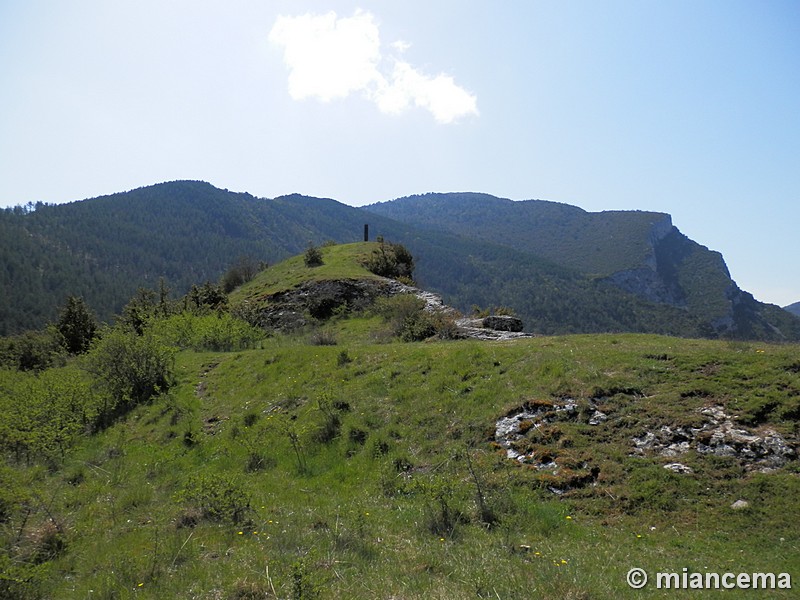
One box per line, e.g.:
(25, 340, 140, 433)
(1, 1, 798, 306)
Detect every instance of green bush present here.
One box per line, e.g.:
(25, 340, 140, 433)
(148, 312, 265, 351)
(220, 255, 267, 293)
(185, 282, 228, 313)
(363, 241, 414, 280)
(0, 327, 65, 372)
(304, 243, 324, 267)
(178, 473, 251, 525)
(0, 367, 97, 464)
(416, 475, 469, 537)
(0, 552, 47, 600)
(373, 295, 456, 341)
(56, 296, 97, 355)
(86, 328, 174, 422)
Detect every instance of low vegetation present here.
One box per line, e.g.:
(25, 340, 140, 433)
(1, 245, 798, 598)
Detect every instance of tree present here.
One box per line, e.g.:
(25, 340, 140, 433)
(120, 288, 158, 335)
(187, 282, 227, 312)
(56, 296, 97, 354)
(220, 256, 267, 293)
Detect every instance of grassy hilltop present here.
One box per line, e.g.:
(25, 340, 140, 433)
(1, 243, 798, 599)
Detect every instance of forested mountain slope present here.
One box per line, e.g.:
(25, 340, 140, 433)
(0, 182, 394, 333)
(366, 192, 668, 275)
(2, 181, 798, 341)
(366, 192, 800, 341)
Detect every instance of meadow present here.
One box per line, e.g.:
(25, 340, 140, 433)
(2, 324, 798, 599)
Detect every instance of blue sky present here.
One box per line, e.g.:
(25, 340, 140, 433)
(1, 1, 798, 306)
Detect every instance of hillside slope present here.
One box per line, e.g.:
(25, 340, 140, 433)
(2, 329, 798, 597)
(2, 182, 798, 341)
(1, 243, 798, 598)
(366, 192, 667, 275)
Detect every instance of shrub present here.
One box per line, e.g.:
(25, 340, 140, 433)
(0, 466, 27, 524)
(244, 451, 276, 473)
(119, 288, 158, 334)
(417, 475, 469, 537)
(313, 394, 343, 444)
(0, 552, 47, 600)
(26, 520, 67, 564)
(178, 474, 251, 525)
(0, 367, 99, 465)
(185, 282, 227, 313)
(148, 312, 265, 352)
(308, 331, 337, 346)
(373, 295, 456, 341)
(86, 328, 175, 422)
(0, 327, 65, 372)
(220, 256, 267, 293)
(230, 579, 273, 599)
(363, 241, 414, 280)
(304, 243, 324, 267)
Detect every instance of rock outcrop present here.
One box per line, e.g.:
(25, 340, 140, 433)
(631, 405, 796, 472)
(243, 278, 390, 331)
(482, 315, 524, 332)
(248, 277, 534, 341)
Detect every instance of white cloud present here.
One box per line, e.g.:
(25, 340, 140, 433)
(374, 61, 479, 124)
(269, 10, 478, 124)
(268, 10, 381, 102)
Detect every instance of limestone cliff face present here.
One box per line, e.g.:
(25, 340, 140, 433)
(601, 219, 800, 339)
(604, 215, 688, 307)
(647, 214, 675, 254)
(602, 215, 759, 338)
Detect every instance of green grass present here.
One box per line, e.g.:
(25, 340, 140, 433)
(2, 328, 798, 598)
(231, 242, 383, 304)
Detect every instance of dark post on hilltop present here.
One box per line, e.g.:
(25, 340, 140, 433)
(364, 224, 369, 242)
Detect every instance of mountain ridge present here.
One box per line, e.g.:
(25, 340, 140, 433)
(2, 180, 798, 341)
(785, 302, 800, 317)
(366, 192, 799, 340)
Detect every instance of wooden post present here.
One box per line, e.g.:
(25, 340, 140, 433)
(364, 224, 369, 242)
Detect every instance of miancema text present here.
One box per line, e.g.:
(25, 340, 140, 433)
(657, 569, 791, 590)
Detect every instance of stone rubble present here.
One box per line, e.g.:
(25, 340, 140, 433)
(631, 405, 796, 472)
(495, 398, 796, 479)
(494, 399, 578, 464)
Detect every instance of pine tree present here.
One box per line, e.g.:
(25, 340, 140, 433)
(56, 296, 97, 354)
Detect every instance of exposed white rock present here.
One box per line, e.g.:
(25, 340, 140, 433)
(632, 405, 796, 471)
(588, 410, 608, 426)
(663, 463, 694, 474)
